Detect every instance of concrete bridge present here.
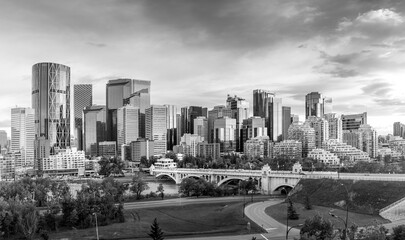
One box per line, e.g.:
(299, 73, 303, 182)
(150, 163, 405, 195)
(150, 163, 304, 194)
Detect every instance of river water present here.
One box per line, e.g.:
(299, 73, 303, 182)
(143, 180, 179, 195)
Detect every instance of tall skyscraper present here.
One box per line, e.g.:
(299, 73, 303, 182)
(32, 62, 71, 149)
(359, 124, 377, 158)
(83, 105, 106, 156)
(165, 105, 177, 150)
(11, 107, 35, 167)
(73, 84, 92, 150)
(226, 94, 249, 152)
(282, 106, 292, 141)
(305, 92, 324, 119)
(146, 105, 167, 155)
(393, 122, 405, 138)
(125, 88, 151, 138)
(117, 105, 140, 155)
(208, 106, 233, 143)
(214, 117, 237, 152)
(106, 79, 150, 141)
(0, 130, 7, 149)
(194, 116, 208, 142)
(241, 117, 267, 145)
(253, 90, 282, 141)
(342, 112, 367, 131)
(324, 113, 342, 142)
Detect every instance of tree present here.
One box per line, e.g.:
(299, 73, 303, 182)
(148, 218, 164, 240)
(300, 214, 334, 240)
(98, 157, 125, 177)
(17, 204, 39, 240)
(287, 198, 299, 220)
(130, 174, 149, 199)
(179, 178, 196, 197)
(355, 225, 388, 240)
(157, 184, 164, 200)
(304, 195, 312, 210)
(392, 225, 405, 240)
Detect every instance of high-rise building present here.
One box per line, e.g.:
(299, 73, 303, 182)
(11, 107, 35, 167)
(117, 105, 139, 155)
(194, 116, 208, 142)
(0, 130, 7, 149)
(34, 136, 50, 170)
(241, 117, 267, 145)
(343, 130, 363, 150)
(146, 105, 167, 156)
(98, 141, 116, 158)
(106, 79, 150, 141)
(305, 116, 329, 148)
(32, 62, 71, 149)
(184, 106, 204, 135)
(208, 106, 233, 143)
(130, 138, 155, 165)
(83, 105, 106, 156)
(214, 117, 237, 152)
(342, 112, 367, 131)
(226, 95, 249, 151)
(253, 90, 282, 141)
(358, 124, 377, 159)
(165, 105, 177, 150)
(174, 134, 205, 157)
(282, 106, 292, 141)
(73, 84, 92, 150)
(125, 88, 151, 138)
(288, 123, 316, 157)
(393, 122, 405, 138)
(305, 92, 324, 119)
(324, 113, 342, 142)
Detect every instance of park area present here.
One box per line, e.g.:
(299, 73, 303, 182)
(50, 202, 263, 239)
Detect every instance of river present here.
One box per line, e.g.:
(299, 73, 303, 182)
(143, 180, 179, 195)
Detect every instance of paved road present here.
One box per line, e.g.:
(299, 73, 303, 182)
(167, 199, 300, 240)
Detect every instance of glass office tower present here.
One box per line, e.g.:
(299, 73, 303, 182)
(83, 105, 106, 156)
(305, 92, 324, 119)
(74, 84, 92, 150)
(106, 79, 150, 141)
(32, 62, 70, 149)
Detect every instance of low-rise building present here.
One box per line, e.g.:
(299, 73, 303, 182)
(308, 148, 340, 166)
(322, 139, 370, 164)
(40, 148, 86, 176)
(98, 141, 116, 158)
(154, 158, 177, 168)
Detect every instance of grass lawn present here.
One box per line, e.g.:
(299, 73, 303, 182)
(265, 202, 390, 230)
(49, 202, 264, 240)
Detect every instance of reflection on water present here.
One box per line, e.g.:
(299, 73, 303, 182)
(144, 180, 179, 195)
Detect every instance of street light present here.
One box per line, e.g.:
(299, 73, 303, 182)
(93, 212, 99, 240)
(329, 183, 350, 240)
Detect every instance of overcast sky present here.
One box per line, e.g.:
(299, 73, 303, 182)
(1, 0, 405, 136)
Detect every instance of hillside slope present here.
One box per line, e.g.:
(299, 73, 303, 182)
(289, 179, 405, 215)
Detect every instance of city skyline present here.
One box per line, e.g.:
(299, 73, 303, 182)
(1, 0, 405, 136)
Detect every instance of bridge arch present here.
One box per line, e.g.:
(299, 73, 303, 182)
(155, 173, 177, 183)
(273, 184, 294, 195)
(217, 176, 249, 186)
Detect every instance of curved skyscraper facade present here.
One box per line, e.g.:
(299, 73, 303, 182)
(32, 62, 71, 149)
